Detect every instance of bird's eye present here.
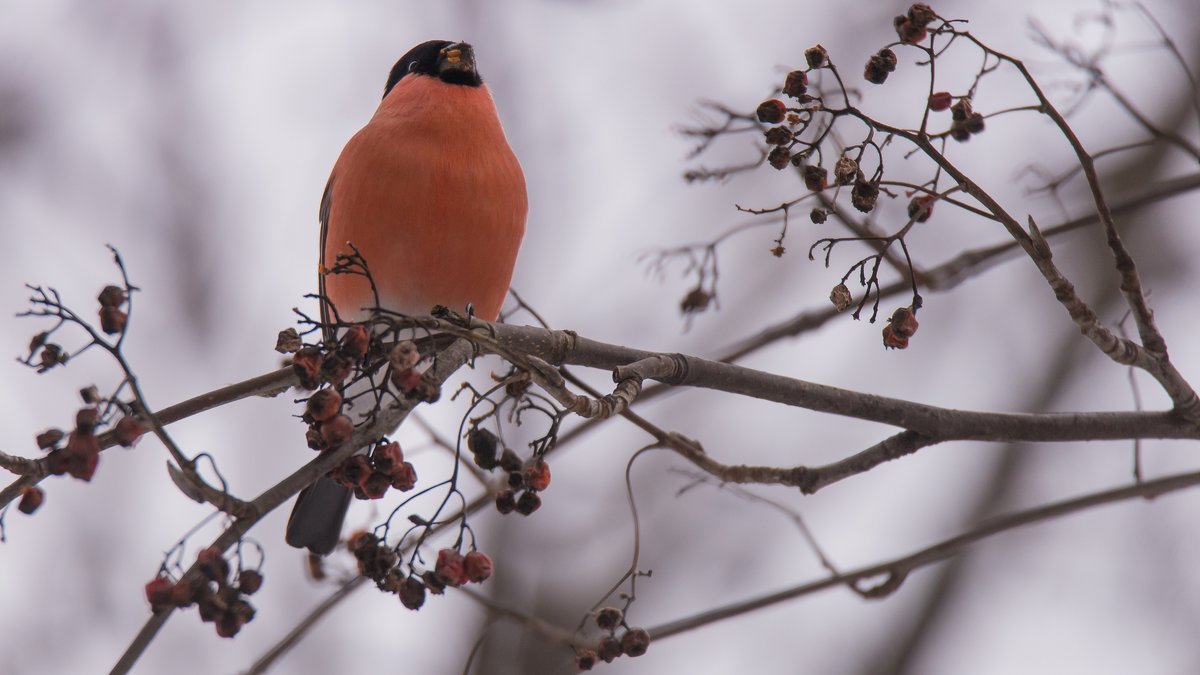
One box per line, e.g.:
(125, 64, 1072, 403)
(407, 61, 419, 73)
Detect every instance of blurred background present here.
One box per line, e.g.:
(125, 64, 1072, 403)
(2, 0, 1199, 673)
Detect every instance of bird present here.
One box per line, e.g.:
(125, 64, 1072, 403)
(285, 40, 527, 556)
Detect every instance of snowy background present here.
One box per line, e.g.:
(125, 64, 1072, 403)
(2, 1, 1199, 673)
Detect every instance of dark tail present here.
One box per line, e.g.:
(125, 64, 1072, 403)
(286, 477, 353, 556)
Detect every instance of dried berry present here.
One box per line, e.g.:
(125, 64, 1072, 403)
(275, 327, 302, 354)
(389, 340, 420, 371)
(507, 471, 524, 489)
(890, 306, 920, 338)
(422, 570, 446, 595)
(340, 455, 372, 488)
(98, 285, 126, 308)
(18, 486, 44, 514)
(99, 306, 127, 335)
(950, 98, 973, 121)
(851, 180, 880, 213)
(113, 416, 147, 447)
(523, 461, 551, 492)
(499, 448, 523, 473)
(928, 91, 953, 112)
(882, 324, 910, 349)
(371, 441, 404, 475)
(949, 123, 972, 142)
(515, 490, 542, 516)
(803, 165, 828, 192)
(834, 156, 858, 185)
(865, 49, 896, 84)
(596, 607, 624, 631)
(755, 99, 787, 124)
(347, 530, 377, 558)
(907, 195, 935, 222)
(237, 570, 263, 595)
(805, 44, 829, 68)
(64, 431, 100, 481)
(391, 367, 423, 393)
(908, 3, 937, 26)
(495, 490, 517, 514)
(464, 550, 494, 583)
(399, 577, 426, 610)
(320, 414, 354, 448)
(767, 145, 792, 171)
(770, 245, 785, 257)
(339, 324, 371, 359)
(830, 283, 853, 312)
(75, 407, 99, 433)
(467, 427, 499, 470)
(197, 547, 230, 582)
(145, 575, 175, 612)
(409, 372, 441, 403)
(964, 112, 985, 134)
(36, 428, 64, 450)
(575, 648, 598, 671)
(79, 385, 101, 404)
(291, 347, 324, 390)
(895, 17, 927, 44)
(435, 548, 469, 587)
(810, 208, 828, 224)
(621, 628, 651, 657)
(361, 471, 392, 499)
(763, 126, 793, 146)
(597, 636, 623, 663)
(306, 388, 342, 423)
(389, 461, 418, 492)
(782, 70, 808, 98)
(320, 353, 353, 386)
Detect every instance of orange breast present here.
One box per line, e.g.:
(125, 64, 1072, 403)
(322, 75, 527, 322)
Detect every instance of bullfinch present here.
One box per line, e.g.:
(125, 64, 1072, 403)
(285, 40, 527, 555)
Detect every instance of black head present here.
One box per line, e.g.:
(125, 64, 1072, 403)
(383, 40, 482, 98)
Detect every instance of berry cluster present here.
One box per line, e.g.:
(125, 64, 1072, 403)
(37, 403, 146, 484)
(346, 531, 493, 612)
(466, 427, 551, 516)
(144, 547, 261, 638)
(574, 607, 652, 670)
(327, 440, 418, 499)
(97, 284, 128, 335)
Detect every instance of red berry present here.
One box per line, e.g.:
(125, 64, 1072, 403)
(340, 455, 372, 489)
(435, 548, 469, 587)
(114, 416, 147, 447)
(463, 550, 494, 583)
(389, 461, 418, 492)
(882, 324, 910, 350)
(145, 575, 175, 612)
(929, 91, 952, 111)
(306, 388, 342, 423)
(17, 486, 44, 514)
(523, 461, 551, 492)
(291, 347, 324, 390)
(391, 367, 422, 393)
(339, 324, 371, 358)
(907, 195, 935, 223)
(371, 441, 404, 474)
(320, 414, 354, 448)
(755, 99, 787, 124)
(361, 471, 392, 499)
(782, 70, 808, 98)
